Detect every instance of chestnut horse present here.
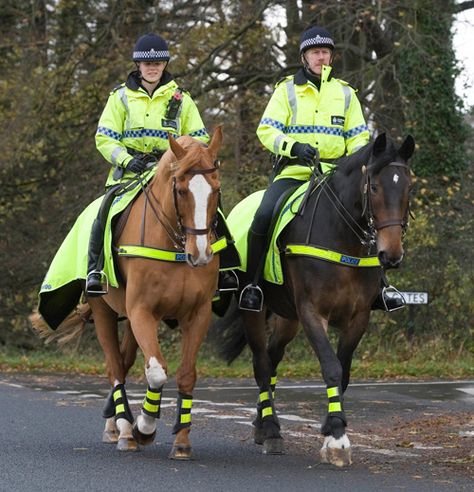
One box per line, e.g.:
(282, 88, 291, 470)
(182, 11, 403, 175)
(211, 133, 414, 466)
(37, 128, 223, 459)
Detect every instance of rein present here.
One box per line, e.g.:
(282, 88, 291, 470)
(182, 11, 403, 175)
(139, 163, 219, 250)
(362, 162, 411, 239)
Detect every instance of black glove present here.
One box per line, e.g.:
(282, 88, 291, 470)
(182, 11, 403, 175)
(291, 143, 318, 164)
(125, 157, 148, 175)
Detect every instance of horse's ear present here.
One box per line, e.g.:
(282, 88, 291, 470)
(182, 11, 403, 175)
(168, 133, 186, 160)
(399, 135, 415, 161)
(208, 125, 223, 156)
(373, 133, 387, 156)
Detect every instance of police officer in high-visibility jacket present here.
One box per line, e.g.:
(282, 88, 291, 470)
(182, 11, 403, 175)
(86, 33, 209, 295)
(239, 26, 403, 312)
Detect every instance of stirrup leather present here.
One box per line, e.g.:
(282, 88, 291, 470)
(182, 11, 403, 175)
(86, 270, 109, 296)
(239, 284, 264, 312)
(382, 284, 406, 312)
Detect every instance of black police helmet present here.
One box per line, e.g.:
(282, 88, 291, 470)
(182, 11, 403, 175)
(300, 26, 335, 53)
(133, 33, 170, 62)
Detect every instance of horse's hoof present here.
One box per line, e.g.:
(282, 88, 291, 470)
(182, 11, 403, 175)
(320, 445, 352, 467)
(102, 430, 118, 444)
(169, 444, 192, 460)
(132, 422, 156, 446)
(253, 426, 265, 445)
(263, 438, 285, 455)
(117, 437, 138, 452)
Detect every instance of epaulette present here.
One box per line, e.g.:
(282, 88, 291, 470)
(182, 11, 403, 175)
(275, 75, 293, 88)
(335, 78, 357, 91)
(176, 85, 190, 97)
(110, 82, 126, 95)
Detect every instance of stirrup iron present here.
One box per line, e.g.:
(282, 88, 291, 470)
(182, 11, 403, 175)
(382, 285, 406, 312)
(86, 270, 109, 296)
(239, 284, 264, 312)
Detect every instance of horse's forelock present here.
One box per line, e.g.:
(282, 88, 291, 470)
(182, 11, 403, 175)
(174, 143, 213, 179)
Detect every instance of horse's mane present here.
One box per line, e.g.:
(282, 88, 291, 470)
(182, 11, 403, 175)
(153, 136, 209, 182)
(334, 135, 398, 178)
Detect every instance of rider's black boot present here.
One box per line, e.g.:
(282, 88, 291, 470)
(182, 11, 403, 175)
(239, 230, 267, 312)
(218, 270, 239, 291)
(371, 286, 405, 312)
(85, 218, 107, 297)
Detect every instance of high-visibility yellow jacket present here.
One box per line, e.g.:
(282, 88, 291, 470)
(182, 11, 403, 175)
(96, 71, 209, 186)
(257, 65, 370, 180)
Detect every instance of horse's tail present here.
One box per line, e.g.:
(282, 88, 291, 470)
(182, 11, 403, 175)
(208, 296, 248, 364)
(29, 303, 92, 347)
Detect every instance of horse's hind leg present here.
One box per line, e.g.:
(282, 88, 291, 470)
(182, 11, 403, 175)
(298, 307, 351, 467)
(267, 316, 299, 394)
(90, 299, 137, 451)
(243, 311, 284, 455)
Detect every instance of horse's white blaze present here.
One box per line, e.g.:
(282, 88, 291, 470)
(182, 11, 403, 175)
(322, 433, 351, 450)
(189, 174, 212, 260)
(393, 174, 399, 183)
(146, 357, 167, 388)
(136, 412, 157, 435)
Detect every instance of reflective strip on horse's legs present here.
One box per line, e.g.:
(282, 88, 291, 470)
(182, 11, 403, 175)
(321, 385, 348, 437)
(270, 374, 277, 399)
(173, 392, 193, 434)
(112, 383, 134, 423)
(136, 386, 163, 435)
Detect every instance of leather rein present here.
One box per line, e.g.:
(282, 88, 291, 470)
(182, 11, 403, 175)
(139, 165, 219, 250)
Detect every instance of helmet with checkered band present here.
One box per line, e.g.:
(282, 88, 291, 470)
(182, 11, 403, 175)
(132, 33, 170, 62)
(300, 26, 335, 54)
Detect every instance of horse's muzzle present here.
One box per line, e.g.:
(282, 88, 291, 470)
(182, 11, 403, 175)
(186, 251, 214, 267)
(378, 250, 404, 269)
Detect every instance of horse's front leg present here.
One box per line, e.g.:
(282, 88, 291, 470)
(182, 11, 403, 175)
(337, 311, 370, 393)
(169, 303, 212, 460)
(127, 305, 168, 447)
(89, 299, 137, 452)
(243, 310, 284, 455)
(298, 305, 351, 467)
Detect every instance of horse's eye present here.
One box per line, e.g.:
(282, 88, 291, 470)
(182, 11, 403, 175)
(370, 184, 378, 193)
(214, 159, 220, 169)
(178, 189, 187, 197)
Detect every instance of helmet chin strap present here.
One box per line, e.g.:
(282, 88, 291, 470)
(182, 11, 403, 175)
(136, 61, 168, 84)
(301, 54, 318, 76)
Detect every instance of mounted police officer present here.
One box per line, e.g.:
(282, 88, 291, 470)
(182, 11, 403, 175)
(239, 26, 404, 312)
(86, 33, 210, 295)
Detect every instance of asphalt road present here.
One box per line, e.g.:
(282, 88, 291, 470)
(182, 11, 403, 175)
(0, 373, 473, 492)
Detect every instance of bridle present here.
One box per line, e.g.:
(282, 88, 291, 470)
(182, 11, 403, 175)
(306, 160, 412, 249)
(172, 166, 220, 238)
(138, 164, 220, 250)
(362, 162, 412, 242)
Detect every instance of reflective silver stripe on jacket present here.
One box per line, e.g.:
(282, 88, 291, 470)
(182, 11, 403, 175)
(118, 87, 130, 130)
(274, 134, 285, 154)
(111, 146, 124, 165)
(286, 79, 297, 124)
(342, 85, 351, 113)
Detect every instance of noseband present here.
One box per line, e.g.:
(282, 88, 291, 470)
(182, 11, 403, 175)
(172, 166, 220, 239)
(362, 162, 411, 242)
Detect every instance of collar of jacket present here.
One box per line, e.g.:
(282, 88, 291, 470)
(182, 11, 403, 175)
(125, 70, 174, 93)
(294, 65, 334, 86)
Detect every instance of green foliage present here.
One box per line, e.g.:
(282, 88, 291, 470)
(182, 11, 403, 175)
(397, 0, 469, 176)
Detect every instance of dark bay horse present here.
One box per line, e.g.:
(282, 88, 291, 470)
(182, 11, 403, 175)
(212, 133, 414, 466)
(33, 128, 223, 459)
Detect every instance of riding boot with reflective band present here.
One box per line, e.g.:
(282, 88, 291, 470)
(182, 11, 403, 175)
(142, 386, 163, 418)
(172, 392, 193, 434)
(112, 383, 134, 424)
(321, 386, 347, 434)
